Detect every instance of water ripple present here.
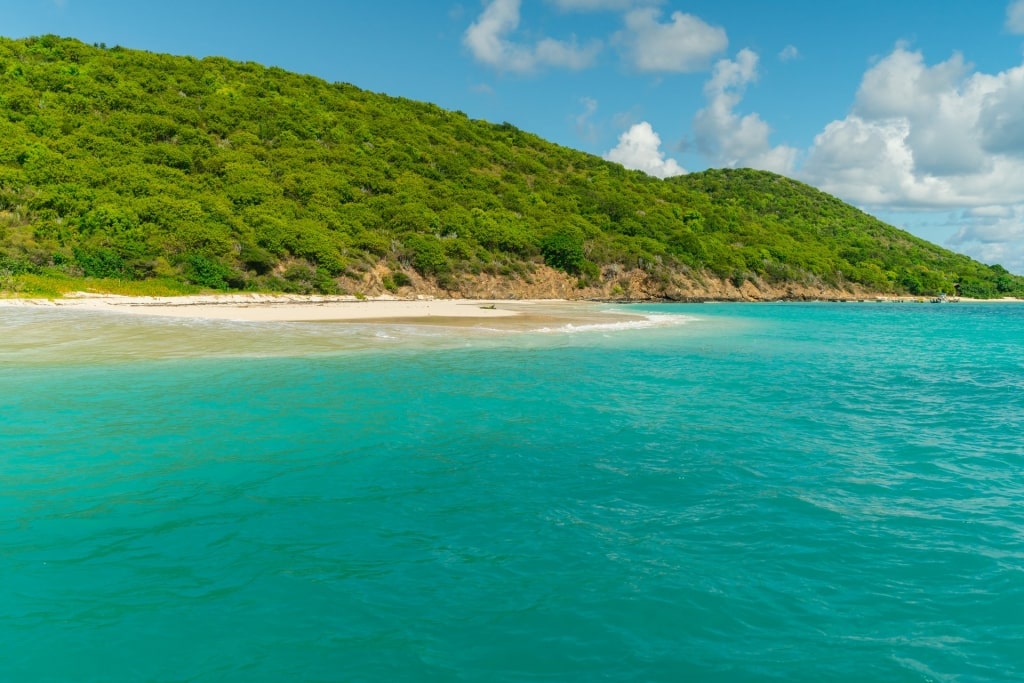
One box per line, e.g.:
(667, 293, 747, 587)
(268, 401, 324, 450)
(3, 303, 1024, 681)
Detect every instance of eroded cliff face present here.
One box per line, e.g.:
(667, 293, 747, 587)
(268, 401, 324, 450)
(338, 263, 880, 302)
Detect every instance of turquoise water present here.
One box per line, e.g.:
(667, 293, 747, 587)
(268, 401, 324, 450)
(2, 303, 1023, 681)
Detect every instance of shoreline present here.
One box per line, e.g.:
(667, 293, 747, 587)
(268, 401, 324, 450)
(1, 292, 1021, 325)
(0, 293, 536, 323)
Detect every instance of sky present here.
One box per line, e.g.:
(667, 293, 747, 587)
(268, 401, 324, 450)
(4, 0, 1024, 273)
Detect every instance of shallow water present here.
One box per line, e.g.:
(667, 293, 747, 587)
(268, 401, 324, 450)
(2, 303, 1022, 681)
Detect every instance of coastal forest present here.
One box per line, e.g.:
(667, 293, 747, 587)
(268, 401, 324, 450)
(1, 35, 1021, 299)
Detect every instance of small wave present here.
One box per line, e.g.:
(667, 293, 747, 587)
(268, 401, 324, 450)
(538, 314, 698, 335)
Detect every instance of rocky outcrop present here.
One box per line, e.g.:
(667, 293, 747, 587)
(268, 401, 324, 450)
(336, 263, 881, 302)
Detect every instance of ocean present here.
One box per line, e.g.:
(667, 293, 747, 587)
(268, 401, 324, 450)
(2, 302, 1022, 682)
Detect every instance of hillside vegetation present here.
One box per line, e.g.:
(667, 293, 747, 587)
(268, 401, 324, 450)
(1, 35, 1021, 299)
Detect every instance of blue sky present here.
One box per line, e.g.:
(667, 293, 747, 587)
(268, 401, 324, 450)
(4, 0, 1024, 273)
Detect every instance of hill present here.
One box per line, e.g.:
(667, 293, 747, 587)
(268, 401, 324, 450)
(1, 35, 1021, 300)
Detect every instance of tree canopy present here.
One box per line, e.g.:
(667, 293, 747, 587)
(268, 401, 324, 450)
(1, 35, 1021, 298)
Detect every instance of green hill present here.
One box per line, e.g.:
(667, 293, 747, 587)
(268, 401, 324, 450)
(1, 35, 1021, 299)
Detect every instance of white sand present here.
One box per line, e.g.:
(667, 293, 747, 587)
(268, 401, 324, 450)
(0, 293, 555, 322)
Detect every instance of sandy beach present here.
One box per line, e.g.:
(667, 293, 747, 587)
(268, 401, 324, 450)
(0, 293, 550, 323)
(2, 291, 1019, 325)
(0, 294, 673, 363)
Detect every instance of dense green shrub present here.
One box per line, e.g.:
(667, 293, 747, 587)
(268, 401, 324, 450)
(74, 247, 126, 279)
(185, 254, 231, 290)
(403, 234, 450, 276)
(540, 228, 585, 274)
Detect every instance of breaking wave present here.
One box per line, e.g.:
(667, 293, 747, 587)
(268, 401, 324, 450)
(536, 313, 698, 335)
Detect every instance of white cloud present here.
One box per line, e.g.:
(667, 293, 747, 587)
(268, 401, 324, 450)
(965, 205, 1015, 219)
(801, 47, 1024, 208)
(692, 49, 798, 174)
(802, 116, 934, 206)
(464, 0, 601, 72)
(615, 8, 727, 72)
(954, 210, 1024, 242)
(604, 122, 686, 178)
(786, 45, 1024, 272)
(549, 0, 659, 10)
(977, 68, 1024, 154)
(1007, 0, 1024, 34)
(778, 44, 799, 62)
(705, 46, 758, 92)
(947, 205, 1024, 272)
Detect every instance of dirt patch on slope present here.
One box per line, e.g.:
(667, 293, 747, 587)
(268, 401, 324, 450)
(337, 263, 881, 302)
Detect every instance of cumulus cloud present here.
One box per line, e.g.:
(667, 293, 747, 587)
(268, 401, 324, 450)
(464, 0, 601, 72)
(615, 8, 727, 72)
(946, 205, 1024, 271)
(950, 214, 1024, 245)
(801, 47, 1024, 208)
(801, 116, 942, 206)
(977, 71, 1024, 154)
(692, 49, 798, 174)
(849, 49, 992, 177)
(1007, 0, 1024, 34)
(778, 44, 799, 62)
(604, 122, 686, 178)
(788, 44, 1024, 272)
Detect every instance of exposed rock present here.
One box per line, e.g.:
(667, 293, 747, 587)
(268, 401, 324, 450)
(336, 263, 880, 302)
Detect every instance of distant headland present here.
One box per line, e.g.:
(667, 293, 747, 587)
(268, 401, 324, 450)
(2, 35, 1022, 302)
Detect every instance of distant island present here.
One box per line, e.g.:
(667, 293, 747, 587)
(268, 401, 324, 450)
(1, 35, 1022, 301)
